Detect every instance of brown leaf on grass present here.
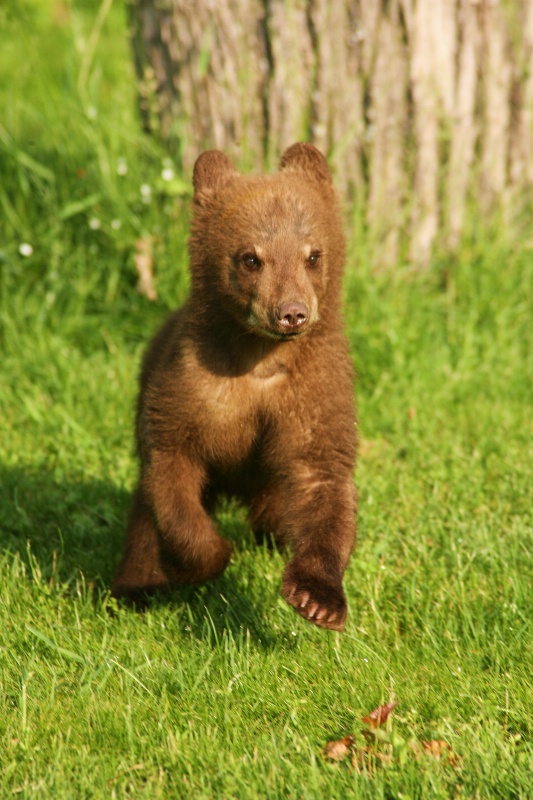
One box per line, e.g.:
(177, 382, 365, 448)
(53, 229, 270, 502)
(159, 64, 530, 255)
(322, 735, 355, 761)
(422, 739, 450, 757)
(361, 702, 398, 728)
(422, 740, 461, 767)
(134, 237, 157, 301)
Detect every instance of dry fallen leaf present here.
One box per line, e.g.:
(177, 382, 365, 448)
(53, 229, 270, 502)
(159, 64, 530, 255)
(323, 700, 400, 769)
(361, 701, 398, 728)
(422, 739, 450, 757)
(323, 702, 461, 774)
(323, 735, 355, 761)
(422, 739, 461, 767)
(134, 237, 157, 301)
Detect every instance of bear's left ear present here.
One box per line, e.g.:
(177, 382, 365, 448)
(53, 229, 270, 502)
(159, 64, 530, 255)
(279, 142, 333, 185)
(193, 150, 238, 202)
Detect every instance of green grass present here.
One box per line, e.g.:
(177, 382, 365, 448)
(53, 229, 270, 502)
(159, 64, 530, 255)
(1, 2, 532, 797)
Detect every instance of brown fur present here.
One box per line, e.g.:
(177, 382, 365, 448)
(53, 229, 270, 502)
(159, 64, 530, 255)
(112, 143, 357, 631)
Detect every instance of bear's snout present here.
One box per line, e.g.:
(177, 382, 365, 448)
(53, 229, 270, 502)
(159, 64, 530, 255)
(275, 301, 309, 333)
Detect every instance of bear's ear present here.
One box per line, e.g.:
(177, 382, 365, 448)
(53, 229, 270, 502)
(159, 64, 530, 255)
(193, 150, 238, 201)
(279, 142, 333, 185)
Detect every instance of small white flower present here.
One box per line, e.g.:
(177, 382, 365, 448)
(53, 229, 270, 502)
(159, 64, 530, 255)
(111, 219, 122, 230)
(161, 167, 174, 182)
(89, 218, 101, 230)
(140, 184, 152, 203)
(117, 158, 128, 176)
(18, 243, 33, 257)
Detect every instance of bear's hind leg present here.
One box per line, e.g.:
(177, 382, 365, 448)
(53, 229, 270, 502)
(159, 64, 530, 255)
(112, 486, 170, 599)
(249, 487, 290, 550)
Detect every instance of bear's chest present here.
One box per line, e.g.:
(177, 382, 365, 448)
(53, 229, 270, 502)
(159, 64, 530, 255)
(186, 368, 287, 467)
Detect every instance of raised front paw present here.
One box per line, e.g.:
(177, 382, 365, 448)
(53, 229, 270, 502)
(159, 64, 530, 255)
(281, 563, 348, 632)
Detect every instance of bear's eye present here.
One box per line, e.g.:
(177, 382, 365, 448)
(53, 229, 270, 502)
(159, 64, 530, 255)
(242, 253, 262, 271)
(307, 251, 321, 268)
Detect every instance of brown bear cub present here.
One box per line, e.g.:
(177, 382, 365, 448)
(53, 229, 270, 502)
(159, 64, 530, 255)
(112, 143, 357, 631)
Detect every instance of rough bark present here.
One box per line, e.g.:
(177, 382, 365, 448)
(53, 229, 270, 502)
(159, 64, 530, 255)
(446, 0, 480, 250)
(366, 0, 408, 268)
(129, 0, 533, 267)
(407, 0, 456, 264)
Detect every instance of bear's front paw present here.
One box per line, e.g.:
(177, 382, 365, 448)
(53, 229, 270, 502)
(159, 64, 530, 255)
(281, 564, 347, 632)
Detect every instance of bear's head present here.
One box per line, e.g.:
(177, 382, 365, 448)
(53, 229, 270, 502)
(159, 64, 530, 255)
(189, 143, 345, 341)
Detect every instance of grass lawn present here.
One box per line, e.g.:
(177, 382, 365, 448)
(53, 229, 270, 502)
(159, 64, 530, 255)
(1, 2, 532, 797)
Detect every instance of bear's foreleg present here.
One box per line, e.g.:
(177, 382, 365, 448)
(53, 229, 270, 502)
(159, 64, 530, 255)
(279, 472, 356, 632)
(113, 450, 232, 597)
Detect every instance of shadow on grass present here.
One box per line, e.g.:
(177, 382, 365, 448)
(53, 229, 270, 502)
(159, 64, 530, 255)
(0, 462, 280, 647)
(0, 462, 128, 584)
(137, 575, 280, 649)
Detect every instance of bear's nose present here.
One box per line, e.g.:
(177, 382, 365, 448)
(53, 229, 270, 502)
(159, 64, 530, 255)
(276, 301, 309, 331)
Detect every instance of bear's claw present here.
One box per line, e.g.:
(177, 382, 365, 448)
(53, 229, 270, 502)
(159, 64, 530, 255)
(282, 579, 347, 632)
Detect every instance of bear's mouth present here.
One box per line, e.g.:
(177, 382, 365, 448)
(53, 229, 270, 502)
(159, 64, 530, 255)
(252, 322, 309, 341)
(270, 329, 303, 340)
(260, 328, 302, 342)
(247, 310, 313, 341)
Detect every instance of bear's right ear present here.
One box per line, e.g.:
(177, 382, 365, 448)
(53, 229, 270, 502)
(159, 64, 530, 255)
(193, 150, 238, 203)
